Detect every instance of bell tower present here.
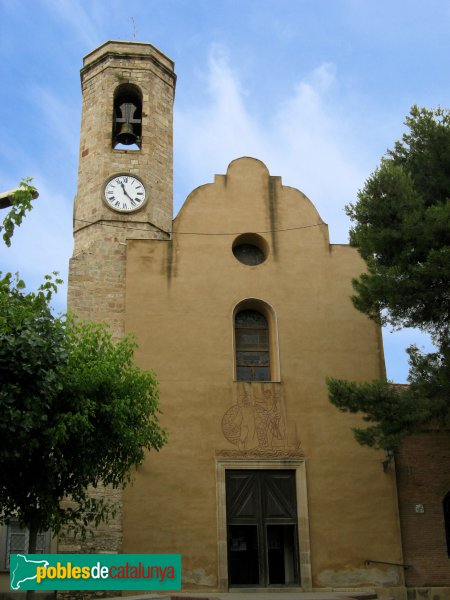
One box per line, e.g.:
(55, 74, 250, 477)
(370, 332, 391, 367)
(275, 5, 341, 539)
(66, 42, 175, 553)
(69, 40, 176, 337)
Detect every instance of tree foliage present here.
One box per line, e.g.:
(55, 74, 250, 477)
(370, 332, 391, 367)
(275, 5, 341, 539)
(0, 273, 166, 546)
(0, 178, 37, 247)
(328, 106, 450, 451)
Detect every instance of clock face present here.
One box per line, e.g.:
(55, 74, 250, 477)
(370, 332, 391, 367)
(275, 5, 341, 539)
(103, 174, 147, 213)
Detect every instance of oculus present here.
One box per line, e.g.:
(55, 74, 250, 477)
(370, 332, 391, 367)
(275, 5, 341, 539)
(232, 233, 268, 266)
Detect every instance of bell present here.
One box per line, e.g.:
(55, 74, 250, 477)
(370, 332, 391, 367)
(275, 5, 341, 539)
(114, 102, 141, 146)
(116, 122, 137, 146)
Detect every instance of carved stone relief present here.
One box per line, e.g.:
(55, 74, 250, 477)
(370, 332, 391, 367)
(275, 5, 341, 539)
(220, 382, 303, 457)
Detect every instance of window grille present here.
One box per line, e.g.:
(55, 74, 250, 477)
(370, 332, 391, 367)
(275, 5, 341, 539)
(235, 309, 270, 381)
(4, 522, 48, 568)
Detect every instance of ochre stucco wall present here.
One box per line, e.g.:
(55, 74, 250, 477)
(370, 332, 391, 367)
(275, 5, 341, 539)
(121, 158, 404, 591)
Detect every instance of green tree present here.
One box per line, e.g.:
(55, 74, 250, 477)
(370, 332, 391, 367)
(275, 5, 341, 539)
(0, 273, 166, 556)
(327, 106, 450, 451)
(1, 185, 166, 568)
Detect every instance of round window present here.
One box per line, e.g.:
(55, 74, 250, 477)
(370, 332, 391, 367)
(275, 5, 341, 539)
(232, 233, 268, 266)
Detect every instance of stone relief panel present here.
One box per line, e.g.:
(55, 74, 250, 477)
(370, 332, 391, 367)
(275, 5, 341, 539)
(220, 382, 303, 458)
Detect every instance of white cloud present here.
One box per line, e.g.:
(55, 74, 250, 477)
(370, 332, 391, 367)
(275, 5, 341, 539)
(269, 62, 364, 241)
(174, 44, 269, 205)
(175, 50, 365, 242)
(32, 87, 80, 162)
(41, 0, 102, 48)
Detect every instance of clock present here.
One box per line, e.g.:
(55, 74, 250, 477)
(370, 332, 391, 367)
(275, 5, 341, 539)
(103, 174, 147, 213)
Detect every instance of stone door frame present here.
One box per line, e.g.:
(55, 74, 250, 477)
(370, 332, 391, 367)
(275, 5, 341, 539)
(215, 457, 312, 591)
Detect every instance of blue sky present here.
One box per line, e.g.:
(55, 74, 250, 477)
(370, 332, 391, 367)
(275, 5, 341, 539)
(1, 0, 449, 382)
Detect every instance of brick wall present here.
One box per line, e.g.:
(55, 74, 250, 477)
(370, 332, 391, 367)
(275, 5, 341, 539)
(396, 432, 450, 586)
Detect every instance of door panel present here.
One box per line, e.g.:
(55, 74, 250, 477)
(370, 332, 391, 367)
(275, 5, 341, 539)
(227, 472, 259, 520)
(226, 470, 299, 587)
(267, 524, 297, 585)
(228, 525, 260, 585)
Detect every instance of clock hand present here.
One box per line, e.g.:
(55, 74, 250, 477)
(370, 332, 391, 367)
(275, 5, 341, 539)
(120, 181, 134, 201)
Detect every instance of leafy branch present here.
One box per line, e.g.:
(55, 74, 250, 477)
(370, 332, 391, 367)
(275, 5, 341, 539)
(0, 178, 37, 247)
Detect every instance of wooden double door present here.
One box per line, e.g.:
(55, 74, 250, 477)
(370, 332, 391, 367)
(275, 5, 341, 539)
(226, 470, 300, 587)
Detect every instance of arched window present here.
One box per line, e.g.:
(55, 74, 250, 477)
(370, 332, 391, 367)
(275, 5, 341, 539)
(112, 84, 143, 150)
(235, 309, 270, 381)
(444, 492, 450, 556)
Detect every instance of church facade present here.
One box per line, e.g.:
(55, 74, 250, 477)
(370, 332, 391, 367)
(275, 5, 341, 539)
(65, 39, 404, 594)
(120, 153, 405, 592)
(2, 39, 449, 599)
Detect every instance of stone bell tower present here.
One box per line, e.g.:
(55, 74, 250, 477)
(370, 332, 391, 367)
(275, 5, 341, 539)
(69, 40, 176, 336)
(66, 41, 175, 553)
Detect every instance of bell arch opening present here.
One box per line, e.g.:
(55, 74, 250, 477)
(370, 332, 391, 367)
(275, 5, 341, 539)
(112, 84, 143, 150)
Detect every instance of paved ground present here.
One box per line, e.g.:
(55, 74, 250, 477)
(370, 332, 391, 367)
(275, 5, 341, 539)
(111, 592, 376, 600)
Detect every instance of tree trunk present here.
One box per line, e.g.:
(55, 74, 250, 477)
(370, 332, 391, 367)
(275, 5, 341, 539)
(28, 522, 38, 554)
(26, 522, 38, 600)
